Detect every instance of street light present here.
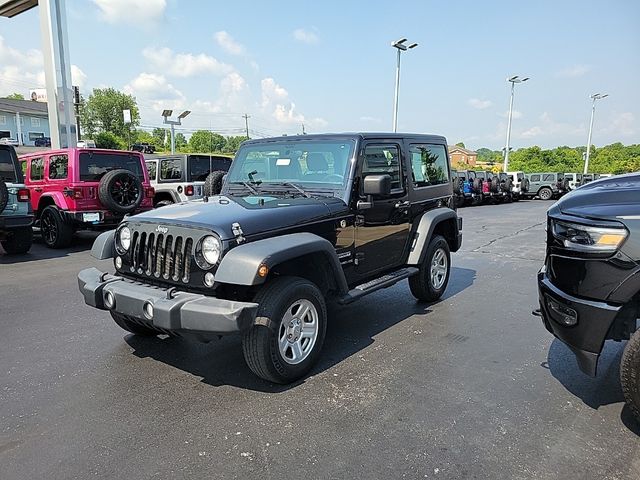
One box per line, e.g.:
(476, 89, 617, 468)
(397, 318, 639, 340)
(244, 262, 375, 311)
(503, 75, 529, 172)
(162, 110, 190, 154)
(583, 93, 608, 174)
(391, 37, 418, 133)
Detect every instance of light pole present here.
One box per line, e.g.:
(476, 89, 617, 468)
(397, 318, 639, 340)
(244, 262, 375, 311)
(583, 93, 608, 174)
(391, 38, 418, 133)
(503, 75, 529, 172)
(162, 109, 190, 153)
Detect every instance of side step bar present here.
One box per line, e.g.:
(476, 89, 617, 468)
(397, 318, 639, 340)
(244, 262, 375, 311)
(337, 267, 418, 305)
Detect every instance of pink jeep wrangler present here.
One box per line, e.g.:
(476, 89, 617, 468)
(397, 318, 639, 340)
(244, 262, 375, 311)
(19, 148, 154, 248)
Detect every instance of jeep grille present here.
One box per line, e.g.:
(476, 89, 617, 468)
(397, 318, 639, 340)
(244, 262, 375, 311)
(127, 228, 196, 284)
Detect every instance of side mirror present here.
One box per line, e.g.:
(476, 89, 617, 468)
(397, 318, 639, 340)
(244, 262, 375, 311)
(363, 174, 392, 196)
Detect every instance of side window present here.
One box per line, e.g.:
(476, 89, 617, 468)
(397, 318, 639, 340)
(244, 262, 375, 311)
(20, 160, 26, 175)
(30, 157, 44, 181)
(160, 159, 183, 181)
(146, 161, 157, 181)
(409, 144, 449, 187)
(48, 154, 68, 180)
(542, 174, 555, 182)
(362, 144, 402, 191)
(530, 174, 540, 182)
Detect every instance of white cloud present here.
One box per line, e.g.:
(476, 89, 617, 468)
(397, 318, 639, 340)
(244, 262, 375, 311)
(0, 35, 44, 95)
(142, 47, 233, 78)
(521, 126, 544, 138)
(214, 31, 245, 56)
(293, 28, 319, 44)
(517, 112, 583, 140)
(468, 98, 492, 110)
(93, 0, 166, 24)
(604, 112, 636, 136)
(124, 72, 186, 113)
(260, 77, 326, 129)
(556, 64, 591, 78)
(71, 65, 87, 88)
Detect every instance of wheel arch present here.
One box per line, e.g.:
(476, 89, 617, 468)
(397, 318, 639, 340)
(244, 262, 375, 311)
(407, 208, 461, 265)
(215, 232, 349, 295)
(37, 193, 66, 217)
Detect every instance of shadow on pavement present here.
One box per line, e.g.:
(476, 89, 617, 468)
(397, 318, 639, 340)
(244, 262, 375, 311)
(0, 231, 97, 264)
(124, 266, 477, 393)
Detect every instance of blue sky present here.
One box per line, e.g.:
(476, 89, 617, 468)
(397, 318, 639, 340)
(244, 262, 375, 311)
(1, 0, 638, 149)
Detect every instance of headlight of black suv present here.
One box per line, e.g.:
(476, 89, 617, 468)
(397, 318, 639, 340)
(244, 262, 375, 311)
(195, 235, 222, 269)
(551, 219, 628, 253)
(115, 224, 131, 254)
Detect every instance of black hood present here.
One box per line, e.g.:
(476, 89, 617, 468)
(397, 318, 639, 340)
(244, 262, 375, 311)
(131, 194, 347, 240)
(554, 173, 640, 220)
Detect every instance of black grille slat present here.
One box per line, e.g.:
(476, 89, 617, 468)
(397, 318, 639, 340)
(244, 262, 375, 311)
(173, 237, 183, 281)
(163, 236, 173, 279)
(131, 232, 140, 268)
(154, 234, 164, 277)
(183, 238, 193, 283)
(146, 233, 155, 274)
(138, 232, 147, 270)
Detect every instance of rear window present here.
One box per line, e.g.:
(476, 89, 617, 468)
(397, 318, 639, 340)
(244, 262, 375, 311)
(188, 155, 232, 181)
(79, 152, 144, 182)
(0, 149, 18, 182)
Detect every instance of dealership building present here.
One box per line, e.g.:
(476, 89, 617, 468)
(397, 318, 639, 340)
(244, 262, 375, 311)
(0, 97, 51, 146)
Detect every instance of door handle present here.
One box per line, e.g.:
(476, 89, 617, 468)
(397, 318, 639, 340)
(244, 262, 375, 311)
(394, 200, 410, 208)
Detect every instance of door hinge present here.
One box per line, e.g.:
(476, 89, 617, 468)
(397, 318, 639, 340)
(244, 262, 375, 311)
(354, 252, 365, 265)
(355, 215, 365, 227)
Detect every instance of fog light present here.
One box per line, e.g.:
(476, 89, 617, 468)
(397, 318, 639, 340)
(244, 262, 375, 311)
(115, 256, 122, 269)
(143, 302, 154, 319)
(204, 272, 215, 287)
(545, 295, 578, 326)
(104, 290, 115, 309)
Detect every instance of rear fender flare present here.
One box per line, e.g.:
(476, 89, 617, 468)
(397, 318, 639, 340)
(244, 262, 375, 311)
(38, 192, 69, 212)
(215, 232, 349, 294)
(407, 208, 460, 265)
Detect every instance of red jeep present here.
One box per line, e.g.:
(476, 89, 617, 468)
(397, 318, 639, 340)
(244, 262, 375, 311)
(19, 148, 154, 248)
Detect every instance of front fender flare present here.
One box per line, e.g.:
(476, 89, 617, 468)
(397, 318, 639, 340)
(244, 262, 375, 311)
(215, 232, 349, 294)
(407, 208, 460, 265)
(91, 230, 115, 260)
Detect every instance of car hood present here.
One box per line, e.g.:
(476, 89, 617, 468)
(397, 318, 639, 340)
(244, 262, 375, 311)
(130, 194, 346, 240)
(554, 173, 640, 220)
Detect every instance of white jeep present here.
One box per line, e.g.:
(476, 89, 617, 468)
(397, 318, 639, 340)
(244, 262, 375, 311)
(145, 154, 232, 206)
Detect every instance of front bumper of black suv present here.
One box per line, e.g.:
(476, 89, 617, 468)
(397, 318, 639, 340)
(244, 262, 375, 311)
(537, 265, 622, 376)
(78, 267, 259, 336)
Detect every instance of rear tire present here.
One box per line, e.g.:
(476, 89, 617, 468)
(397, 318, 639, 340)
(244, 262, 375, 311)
(621, 329, 640, 422)
(1, 226, 33, 254)
(538, 187, 553, 201)
(0, 180, 8, 212)
(242, 276, 327, 384)
(110, 311, 159, 337)
(40, 206, 73, 249)
(204, 170, 226, 196)
(409, 234, 451, 302)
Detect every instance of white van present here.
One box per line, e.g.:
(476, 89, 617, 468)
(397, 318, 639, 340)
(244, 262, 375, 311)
(77, 139, 97, 148)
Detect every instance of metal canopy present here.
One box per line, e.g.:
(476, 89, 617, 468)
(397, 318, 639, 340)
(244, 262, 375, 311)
(0, 0, 37, 17)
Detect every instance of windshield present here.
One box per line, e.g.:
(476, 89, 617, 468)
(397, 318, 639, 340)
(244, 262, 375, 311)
(0, 149, 18, 183)
(79, 152, 144, 182)
(227, 140, 355, 192)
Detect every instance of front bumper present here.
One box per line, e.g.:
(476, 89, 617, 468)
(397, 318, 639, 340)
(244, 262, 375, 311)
(78, 267, 259, 335)
(537, 266, 622, 376)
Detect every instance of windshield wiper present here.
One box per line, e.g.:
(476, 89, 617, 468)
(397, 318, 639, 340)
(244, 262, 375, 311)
(273, 182, 311, 198)
(229, 181, 259, 195)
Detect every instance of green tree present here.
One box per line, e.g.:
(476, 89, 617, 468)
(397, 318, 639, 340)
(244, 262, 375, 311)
(95, 132, 125, 150)
(80, 88, 140, 139)
(455, 142, 465, 148)
(175, 133, 187, 149)
(223, 135, 249, 153)
(4, 93, 25, 100)
(188, 130, 226, 153)
(152, 128, 167, 150)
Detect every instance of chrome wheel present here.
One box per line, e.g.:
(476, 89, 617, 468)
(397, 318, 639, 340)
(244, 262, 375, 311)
(278, 299, 319, 365)
(430, 247, 448, 290)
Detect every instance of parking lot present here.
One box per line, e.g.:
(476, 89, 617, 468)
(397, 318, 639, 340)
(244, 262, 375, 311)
(1, 200, 638, 480)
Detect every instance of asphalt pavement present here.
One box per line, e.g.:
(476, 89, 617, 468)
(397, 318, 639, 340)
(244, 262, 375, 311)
(1, 199, 639, 479)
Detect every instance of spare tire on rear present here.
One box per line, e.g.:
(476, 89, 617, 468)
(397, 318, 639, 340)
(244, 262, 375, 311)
(204, 170, 226, 196)
(452, 177, 461, 194)
(98, 169, 143, 214)
(490, 176, 500, 193)
(521, 178, 530, 193)
(501, 177, 512, 192)
(472, 178, 482, 193)
(0, 179, 8, 212)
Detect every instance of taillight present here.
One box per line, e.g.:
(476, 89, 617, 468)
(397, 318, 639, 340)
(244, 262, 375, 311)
(145, 187, 155, 198)
(17, 188, 30, 202)
(73, 187, 83, 199)
(185, 185, 194, 196)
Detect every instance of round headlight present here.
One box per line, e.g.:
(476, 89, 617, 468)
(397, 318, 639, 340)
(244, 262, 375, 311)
(201, 236, 221, 266)
(118, 226, 131, 253)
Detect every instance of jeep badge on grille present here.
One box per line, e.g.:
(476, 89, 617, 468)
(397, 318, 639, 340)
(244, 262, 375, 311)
(155, 225, 168, 234)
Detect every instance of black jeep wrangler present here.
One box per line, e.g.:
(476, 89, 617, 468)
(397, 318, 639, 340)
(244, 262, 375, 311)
(78, 133, 462, 383)
(537, 173, 640, 419)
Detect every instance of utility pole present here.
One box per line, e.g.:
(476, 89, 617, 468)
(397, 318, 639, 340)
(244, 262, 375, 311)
(503, 75, 529, 172)
(73, 85, 81, 140)
(583, 93, 609, 174)
(301, 123, 306, 135)
(391, 38, 418, 133)
(242, 113, 250, 138)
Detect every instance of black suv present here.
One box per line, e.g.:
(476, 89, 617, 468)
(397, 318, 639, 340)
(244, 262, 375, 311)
(537, 173, 640, 419)
(78, 133, 462, 383)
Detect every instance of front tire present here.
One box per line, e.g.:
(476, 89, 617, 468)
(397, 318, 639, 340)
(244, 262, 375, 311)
(539, 187, 553, 201)
(40, 206, 73, 249)
(242, 276, 327, 384)
(110, 311, 160, 337)
(1, 226, 33, 254)
(409, 234, 451, 302)
(621, 329, 640, 421)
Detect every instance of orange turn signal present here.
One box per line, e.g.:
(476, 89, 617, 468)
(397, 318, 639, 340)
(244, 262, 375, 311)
(258, 264, 269, 277)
